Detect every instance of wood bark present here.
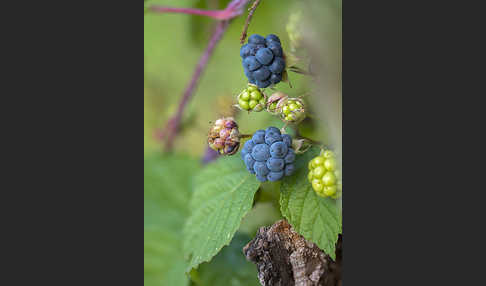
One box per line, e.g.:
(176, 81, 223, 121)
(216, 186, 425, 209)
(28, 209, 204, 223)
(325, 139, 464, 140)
(243, 219, 342, 286)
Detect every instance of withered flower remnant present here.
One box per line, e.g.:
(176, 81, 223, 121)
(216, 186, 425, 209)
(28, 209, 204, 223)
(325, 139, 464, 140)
(208, 117, 240, 155)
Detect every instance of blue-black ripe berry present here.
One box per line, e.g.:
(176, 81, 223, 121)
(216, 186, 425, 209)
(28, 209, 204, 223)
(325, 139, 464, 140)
(248, 34, 266, 45)
(241, 127, 296, 182)
(240, 34, 286, 88)
(243, 56, 261, 71)
(266, 34, 281, 44)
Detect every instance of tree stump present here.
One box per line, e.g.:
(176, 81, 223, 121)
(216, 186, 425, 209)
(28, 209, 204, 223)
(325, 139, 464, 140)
(243, 219, 342, 286)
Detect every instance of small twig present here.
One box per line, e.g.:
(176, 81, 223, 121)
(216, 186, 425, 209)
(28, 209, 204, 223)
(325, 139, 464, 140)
(164, 20, 230, 150)
(240, 0, 262, 44)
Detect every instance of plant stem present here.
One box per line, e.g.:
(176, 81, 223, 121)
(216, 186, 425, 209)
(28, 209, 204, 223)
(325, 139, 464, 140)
(149, 6, 233, 20)
(164, 20, 230, 151)
(240, 0, 262, 44)
(149, 0, 250, 20)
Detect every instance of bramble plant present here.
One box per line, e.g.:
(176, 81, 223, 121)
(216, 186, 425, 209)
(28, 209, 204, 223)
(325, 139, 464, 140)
(145, 1, 342, 285)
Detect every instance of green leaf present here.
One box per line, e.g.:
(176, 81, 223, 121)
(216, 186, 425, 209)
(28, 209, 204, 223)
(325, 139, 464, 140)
(145, 154, 201, 286)
(194, 232, 260, 286)
(280, 147, 342, 260)
(183, 155, 260, 272)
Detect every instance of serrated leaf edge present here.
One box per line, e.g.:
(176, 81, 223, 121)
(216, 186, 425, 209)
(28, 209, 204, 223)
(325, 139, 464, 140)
(184, 172, 259, 273)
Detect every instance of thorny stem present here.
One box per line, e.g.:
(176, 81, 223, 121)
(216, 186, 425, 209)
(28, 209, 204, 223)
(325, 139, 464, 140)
(163, 20, 230, 150)
(240, 0, 262, 44)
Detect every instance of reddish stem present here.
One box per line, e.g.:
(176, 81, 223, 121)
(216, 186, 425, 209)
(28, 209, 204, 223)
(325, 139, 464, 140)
(240, 0, 262, 44)
(149, 6, 236, 20)
(164, 20, 230, 151)
(149, 0, 249, 20)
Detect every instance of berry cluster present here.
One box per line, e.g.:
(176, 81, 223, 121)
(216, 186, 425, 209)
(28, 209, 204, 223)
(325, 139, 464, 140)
(241, 127, 295, 182)
(266, 92, 306, 123)
(207, 117, 240, 155)
(240, 34, 286, 88)
(308, 150, 342, 199)
(280, 98, 305, 123)
(237, 84, 266, 112)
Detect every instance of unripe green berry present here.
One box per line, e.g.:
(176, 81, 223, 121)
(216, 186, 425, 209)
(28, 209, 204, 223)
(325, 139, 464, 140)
(266, 91, 288, 114)
(237, 84, 267, 112)
(282, 105, 290, 115)
(253, 104, 264, 112)
(312, 156, 325, 166)
(241, 91, 250, 101)
(289, 103, 298, 111)
(248, 85, 258, 92)
(250, 91, 262, 100)
(308, 171, 314, 182)
(322, 150, 334, 158)
(323, 186, 337, 196)
(308, 151, 341, 199)
(278, 98, 306, 123)
(324, 158, 336, 171)
(313, 166, 326, 179)
(239, 99, 250, 110)
(322, 172, 336, 186)
(312, 179, 324, 193)
(269, 102, 277, 111)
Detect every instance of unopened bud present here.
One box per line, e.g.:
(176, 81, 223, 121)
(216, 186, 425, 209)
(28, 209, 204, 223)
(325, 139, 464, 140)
(266, 91, 289, 114)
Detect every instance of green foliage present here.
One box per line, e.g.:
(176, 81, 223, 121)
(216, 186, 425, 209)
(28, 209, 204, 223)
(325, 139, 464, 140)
(144, 154, 201, 286)
(183, 155, 260, 272)
(193, 232, 260, 286)
(280, 147, 342, 259)
(239, 201, 282, 236)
